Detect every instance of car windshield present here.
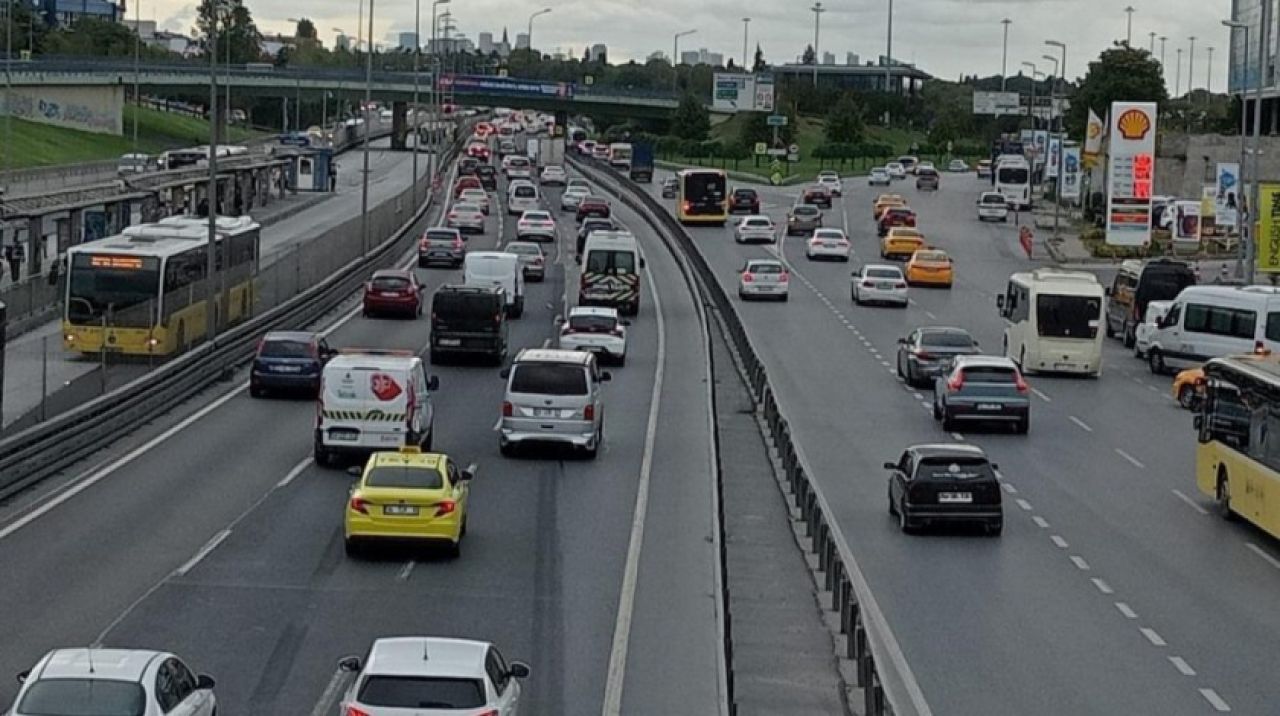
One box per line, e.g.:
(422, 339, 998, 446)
(793, 206, 818, 216)
(455, 204, 481, 214)
(867, 268, 902, 279)
(371, 276, 411, 291)
(507, 244, 540, 256)
(357, 676, 485, 709)
(745, 219, 771, 227)
(921, 331, 974, 348)
(569, 313, 618, 332)
(749, 263, 783, 274)
(509, 157, 530, 166)
(734, 190, 756, 198)
(259, 339, 313, 358)
(585, 249, 636, 274)
(1037, 294, 1102, 338)
(523, 212, 551, 221)
(426, 230, 458, 241)
(872, 169, 888, 175)
(365, 465, 443, 489)
(917, 457, 994, 481)
(891, 229, 921, 238)
(18, 679, 147, 716)
(914, 251, 948, 262)
(814, 231, 844, 240)
(511, 363, 589, 395)
(981, 194, 1005, 204)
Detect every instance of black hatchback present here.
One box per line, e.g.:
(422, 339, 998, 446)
(886, 443, 1002, 535)
(476, 164, 498, 190)
(250, 331, 335, 398)
(729, 188, 760, 214)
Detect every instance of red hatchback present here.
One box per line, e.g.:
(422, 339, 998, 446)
(878, 207, 917, 237)
(466, 143, 491, 161)
(453, 176, 483, 198)
(576, 197, 612, 222)
(362, 270, 424, 318)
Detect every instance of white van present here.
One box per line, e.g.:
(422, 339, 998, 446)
(314, 350, 439, 466)
(465, 251, 525, 318)
(997, 268, 1105, 376)
(1146, 285, 1280, 374)
(579, 231, 644, 316)
(995, 154, 1032, 210)
(507, 180, 539, 215)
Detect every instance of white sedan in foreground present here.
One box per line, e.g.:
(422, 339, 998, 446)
(516, 209, 557, 242)
(540, 165, 567, 185)
(558, 306, 629, 365)
(11, 648, 217, 716)
(739, 259, 789, 301)
(734, 215, 777, 244)
(339, 637, 530, 716)
(852, 264, 909, 307)
(806, 228, 851, 261)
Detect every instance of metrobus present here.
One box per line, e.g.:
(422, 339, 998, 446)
(63, 215, 260, 357)
(997, 268, 1105, 376)
(161, 145, 250, 171)
(676, 168, 728, 225)
(1197, 353, 1280, 536)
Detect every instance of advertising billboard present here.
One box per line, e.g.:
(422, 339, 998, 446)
(713, 73, 775, 112)
(438, 74, 574, 98)
(1215, 162, 1241, 227)
(1105, 101, 1157, 247)
(1061, 147, 1082, 200)
(972, 91, 1022, 115)
(1257, 183, 1280, 273)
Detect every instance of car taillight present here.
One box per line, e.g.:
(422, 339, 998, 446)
(447, 212, 457, 220)
(453, 238, 464, 249)
(1256, 341, 1268, 354)
(255, 337, 265, 355)
(534, 256, 544, 265)
(349, 496, 369, 515)
(913, 350, 933, 359)
(779, 271, 790, 283)
(494, 313, 503, 324)
(742, 273, 754, 283)
(895, 282, 907, 289)
(345, 707, 372, 716)
(434, 500, 457, 517)
(863, 281, 875, 288)
(561, 325, 572, 335)
(947, 373, 965, 392)
(584, 404, 595, 420)
(683, 201, 692, 212)
(502, 401, 513, 417)
(1015, 374, 1029, 394)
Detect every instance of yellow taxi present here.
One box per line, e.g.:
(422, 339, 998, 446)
(343, 446, 474, 558)
(904, 249, 954, 288)
(873, 195, 906, 220)
(1173, 367, 1205, 410)
(881, 227, 927, 260)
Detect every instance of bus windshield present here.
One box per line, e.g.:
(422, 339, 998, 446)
(998, 166, 1029, 184)
(1036, 294, 1101, 339)
(67, 254, 160, 327)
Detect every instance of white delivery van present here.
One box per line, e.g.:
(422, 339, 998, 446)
(465, 251, 525, 318)
(314, 350, 439, 466)
(1146, 285, 1280, 374)
(579, 231, 644, 316)
(507, 180, 540, 215)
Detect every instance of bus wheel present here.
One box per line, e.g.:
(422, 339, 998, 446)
(1178, 385, 1197, 410)
(1217, 470, 1236, 521)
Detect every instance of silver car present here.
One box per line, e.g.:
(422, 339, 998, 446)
(499, 349, 610, 458)
(869, 167, 892, 186)
(419, 227, 466, 268)
(505, 240, 546, 282)
(738, 259, 789, 301)
(560, 186, 590, 212)
(447, 202, 486, 233)
(852, 264, 909, 307)
(734, 214, 777, 244)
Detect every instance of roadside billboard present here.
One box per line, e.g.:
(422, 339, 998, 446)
(1257, 183, 1280, 273)
(972, 91, 1021, 115)
(753, 74, 775, 112)
(1061, 146, 1082, 200)
(713, 73, 773, 112)
(1215, 162, 1241, 227)
(1105, 101, 1157, 246)
(438, 74, 574, 98)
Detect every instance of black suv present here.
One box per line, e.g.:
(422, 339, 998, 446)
(458, 157, 480, 176)
(476, 164, 498, 190)
(729, 188, 761, 214)
(430, 285, 509, 365)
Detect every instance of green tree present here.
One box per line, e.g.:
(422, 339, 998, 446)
(195, 0, 263, 63)
(670, 92, 710, 140)
(0, 0, 50, 54)
(1067, 43, 1167, 136)
(295, 18, 317, 41)
(44, 17, 168, 58)
(824, 93, 865, 144)
(752, 43, 767, 72)
(801, 44, 816, 65)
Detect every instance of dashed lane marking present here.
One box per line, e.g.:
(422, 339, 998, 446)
(1091, 578, 1114, 594)
(1115, 448, 1146, 469)
(1001, 483, 1017, 494)
(1169, 656, 1197, 676)
(1031, 387, 1052, 402)
(1068, 416, 1094, 432)
(1171, 489, 1209, 516)
(1115, 602, 1138, 619)
(397, 561, 416, 581)
(1245, 542, 1280, 570)
(1069, 555, 1091, 571)
(276, 457, 314, 488)
(175, 529, 231, 577)
(1140, 628, 1167, 647)
(1015, 498, 1033, 511)
(1199, 689, 1230, 712)
(1050, 535, 1068, 549)
(950, 432, 965, 441)
(1032, 516, 1050, 529)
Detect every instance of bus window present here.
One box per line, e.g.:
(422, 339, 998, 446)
(1036, 295, 1101, 339)
(67, 254, 160, 327)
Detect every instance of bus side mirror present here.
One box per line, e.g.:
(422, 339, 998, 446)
(996, 295, 1005, 310)
(1105, 287, 1112, 297)
(1194, 415, 1204, 431)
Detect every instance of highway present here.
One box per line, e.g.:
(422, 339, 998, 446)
(644, 167, 1280, 714)
(0, 160, 724, 714)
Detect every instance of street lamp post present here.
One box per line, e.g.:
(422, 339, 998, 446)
(884, 0, 894, 123)
(4, 0, 14, 195)
(741, 17, 750, 70)
(1207, 46, 1214, 93)
(1046, 40, 1067, 239)
(672, 29, 696, 94)
(526, 8, 550, 59)
(359, 0, 375, 256)
(1224, 18, 1250, 277)
(206, 12, 220, 340)
(1160, 35, 1167, 66)
(431, 0, 449, 154)
(1124, 6, 1135, 46)
(1000, 18, 1012, 91)
(411, 0, 422, 206)
(1175, 48, 1183, 97)
(810, 2, 825, 87)
(133, 0, 141, 148)
(1021, 61, 1038, 129)
(1041, 53, 1058, 137)
(1188, 36, 1197, 95)
(1149, 31, 1156, 55)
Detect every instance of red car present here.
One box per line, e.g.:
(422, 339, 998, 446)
(453, 175, 483, 198)
(576, 197, 612, 222)
(362, 269, 424, 318)
(803, 185, 833, 208)
(729, 188, 760, 214)
(466, 142, 491, 161)
(877, 207, 917, 237)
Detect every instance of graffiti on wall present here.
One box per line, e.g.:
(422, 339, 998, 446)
(0, 86, 123, 135)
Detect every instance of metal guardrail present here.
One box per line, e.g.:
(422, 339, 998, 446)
(568, 155, 932, 716)
(0, 124, 475, 499)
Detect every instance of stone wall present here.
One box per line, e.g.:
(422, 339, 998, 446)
(0, 85, 123, 135)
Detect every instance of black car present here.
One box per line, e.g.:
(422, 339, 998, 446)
(430, 285, 509, 365)
(886, 443, 1003, 535)
(933, 356, 1031, 433)
(729, 188, 760, 214)
(577, 217, 621, 257)
(476, 164, 498, 190)
(458, 157, 480, 176)
(896, 327, 980, 388)
(250, 331, 334, 398)
(661, 177, 678, 198)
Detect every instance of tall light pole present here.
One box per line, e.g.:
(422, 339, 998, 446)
(741, 17, 751, 70)
(1207, 46, 1214, 93)
(359, 0, 375, 256)
(1042, 53, 1059, 132)
(1159, 35, 1167, 66)
(4, 0, 14, 195)
(411, 0, 422, 206)
(1224, 18, 1250, 277)
(1046, 39, 1066, 238)
(1123, 6, 1135, 46)
(810, 2, 825, 87)
(1175, 47, 1183, 96)
(133, 0, 141, 148)
(672, 29, 696, 93)
(1251, 0, 1270, 283)
(526, 7, 550, 59)
(1188, 36, 1197, 95)
(206, 11, 220, 340)
(1021, 61, 1038, 129)
(884, 0, 894, 123)
(1000, 18, 1012, 91)
(430, 0, 449, 153)
(1149, 31, 1156, 55)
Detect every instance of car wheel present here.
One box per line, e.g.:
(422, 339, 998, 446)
(1015, 416, 1029, 434)
(942, 410, 957, 432)
(932, 399, 943, 421)
(887, 485, 898, 515)
(1018, 348, 1035, 375)
(1104, 318, 1116, 338)
(898, 502, 914, 534)
(344, 538, 362, 558)
(499, 440, 516, 457)
(314, 445, 332, 467)
(616, 353, 627, 367)
(1178, 385, 1198, 410)
(418, 258, 428, 268)
(1123, 323, 1137, 348)
(985, 518, 1004, 537)
(422, 429, 433, 452)
(249, 384, 264, 398)
(1148, 349, 1168, 375)
(896, 354, 905, 378)
(446, 538, 462, 559)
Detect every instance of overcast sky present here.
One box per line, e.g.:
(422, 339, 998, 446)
(150, 0, 1229, 91)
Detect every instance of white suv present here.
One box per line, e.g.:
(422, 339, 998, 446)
(339, 637, 530, 716)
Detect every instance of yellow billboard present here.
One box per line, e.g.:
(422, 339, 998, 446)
(1259, 184, 1280, 273)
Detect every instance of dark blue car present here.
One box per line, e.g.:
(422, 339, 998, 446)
(250, 331, 334, 398)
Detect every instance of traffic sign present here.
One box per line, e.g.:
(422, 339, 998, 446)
(767, 115, 789, 127)
(584, 75, 594, 86)
(754, 142, 768, 155)
(788, 143, 800, 155)
(766, 148, 787, 156)
(771, 172, 783, 185)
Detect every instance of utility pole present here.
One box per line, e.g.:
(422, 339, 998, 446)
(206, 12, 220, 341)
(1223, 18, 1249, 278)
(1124, 5, 1135, 46)
(741, 17, 750, 70)
(1206, 46, 1214, 94)
(133, 0, 141, 148)
(1000, 18, 1011, 91)
(884, 0, 894, 125)
(1149, 31, 1156, 55)
(412, 0, 422, 206)
(1046, 40, 1066, 239)
(1249, 0, 1270, 283)
(1022, 61, 1038, 130)
(359, 0, 375, 256)
(1188, 36, 1197, 95)
(1175, 47, 1183, 97)
(1159, 35, 1167, 66)
(810, 2, 825, 87)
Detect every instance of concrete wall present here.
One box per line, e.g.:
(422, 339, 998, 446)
(1154, 133, 1280, 199)
(0, 85, 123, 135)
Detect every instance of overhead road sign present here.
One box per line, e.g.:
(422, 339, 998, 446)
(972, 91, 1022, 116)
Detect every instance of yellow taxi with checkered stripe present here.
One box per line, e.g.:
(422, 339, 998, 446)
(344, 447, 475, 558)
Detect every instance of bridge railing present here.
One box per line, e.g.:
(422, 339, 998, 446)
(567, 154, 933, 716)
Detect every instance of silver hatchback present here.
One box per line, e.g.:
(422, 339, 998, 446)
(499, 349, 610, 458)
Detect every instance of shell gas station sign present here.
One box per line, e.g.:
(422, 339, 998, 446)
(1105, 102, 1157, 247)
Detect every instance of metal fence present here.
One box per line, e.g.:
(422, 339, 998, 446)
(568, 155, 930, 716)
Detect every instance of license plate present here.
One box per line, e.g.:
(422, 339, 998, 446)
(274, 365, 302, 373)
(328, 430, 358, 442)
(1054, 362, 1075, 369)
(438, 338, 461, 346)
(380, 292, 398, 297)
(534, 407, 558, 417)
(938, 492, 972, 504)
(976, 403, 1002, 411)
(384, 504, 419, 516)
(877, 282, 894, 289)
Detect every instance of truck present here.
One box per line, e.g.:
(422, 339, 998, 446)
(628, 141, 655, 183)
(608, 142, 633, 170)
(536, 137, 565, 169)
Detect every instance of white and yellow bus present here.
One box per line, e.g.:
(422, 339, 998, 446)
(63, 216, 260, 357)
(676, 168, 728, 226)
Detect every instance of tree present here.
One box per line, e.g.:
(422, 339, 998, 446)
(195, 0, 264, 63)
(44, 17, 167, 58)
(670, 92, 710, 140)
(825, 93, 865, 144)
(1067, 43, 1167, 136)
(801, 44, 816, 65)
(295, 18, 317, 41)
(0, 0, 50, 54)
(752, 43, 767, 73)
(726, 58, 736, 71)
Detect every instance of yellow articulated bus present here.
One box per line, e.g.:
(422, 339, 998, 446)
(1196, 352, 1280, 536)
(676, 168, 728, 226)
(63, 215, 260, 357)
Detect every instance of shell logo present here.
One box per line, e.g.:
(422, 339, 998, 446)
(1087, 122, 1102, 140)
(1116, 109, 1152, 141)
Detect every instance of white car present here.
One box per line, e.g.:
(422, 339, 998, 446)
(505, 156, 534, 180)
(458, 188, 490, 214)
(566, 178, 589, 193)
(917, 161, 936, 174)
(1133, 299, 1173, 358)
(339, 637, 529, 716)
(976, 191, 1010, 222)
(868, 167, 891, 186)
(739, 258, 789, 301)
(817, 172, 843, 196)
(885, 162, 907, 180)
(540, 165, 567, 185)
(560, 185, 590, 212)
(852, 264, 909, 307)
(516, 209, 557, 242)
(806, 228, 852, 261)
(447, 202, 487, 233)
(10, 648, 216, 716)
(734, 215, 777, 244)
(558, 306, 629, 365)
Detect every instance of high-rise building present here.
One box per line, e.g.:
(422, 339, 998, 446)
(822, 51, 835, 65)
(590, 43, 608, 62)
(515, 33, 529, 50)
(398, 32, 418, 51)
(648, 50, 666, 63)
(680, 50, 699, 66)
(478, 32, 494, 54)
(846, 52, 859, 66)
(335, 33, 351, 51)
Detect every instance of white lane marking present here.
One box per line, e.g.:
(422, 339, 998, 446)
(174, 528, 231, 577)
(1031, 387, 1052, 402)
(1245, 542, 1280, 570)
(276, 457, 314, 488)
(1069, 555, 1090, 570)
(950, 432, 964, 441)
(1001, 483, 1017, 494)
(1199, 688, 1231, 712)
(1171, 489, 1209, 515)
(492, 416, 502, 432)
(1169, 656, 1197, 676)
(1015, 498, 1033, 511)
(602, 232, 670, 716)
(1115, 602, 1138, 619)
(307, 667, 354, 716)
(924, 310, 937, 319)
(1050, 535, 1069, 549)
(397, 561, 416, 581)
(912, 392, 924, 400)
(541, 338, 551, 348)
(1032, 515, 1049, 529)
(1140, 627, 1167, 646)
(1068, 415, 1093, 432)
(1115, 448, 1146, 469)
(1091, 578, 1114, 594)
(879, 360, 891, 367)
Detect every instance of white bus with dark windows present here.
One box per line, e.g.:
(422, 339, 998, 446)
(997, 268, 1105, 377)
(994, 154, 1032, 210)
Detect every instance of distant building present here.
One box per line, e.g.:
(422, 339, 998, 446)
(260, 32, 296, 56)
(647, 50, 666, 63)
(822, 51, 835, 65)
(335, 33, 351, 51)
(703, 51, 723, 66)
(426, 36, 475, 54)
(146, 30, 194, 55)
(398, 32, 418, 51)
(121, 17, 155, 39)
(774, 60, 931, 94)
(515, 32, 529, 50)
(589, 43, 607, 62)
(41, 0, 122, 27)
(680, 50, 699, 65)
(478, 31, 494, 54)
(846, 52, 859, 66)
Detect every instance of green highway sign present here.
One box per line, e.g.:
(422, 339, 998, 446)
(767, 115, 789, 127)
